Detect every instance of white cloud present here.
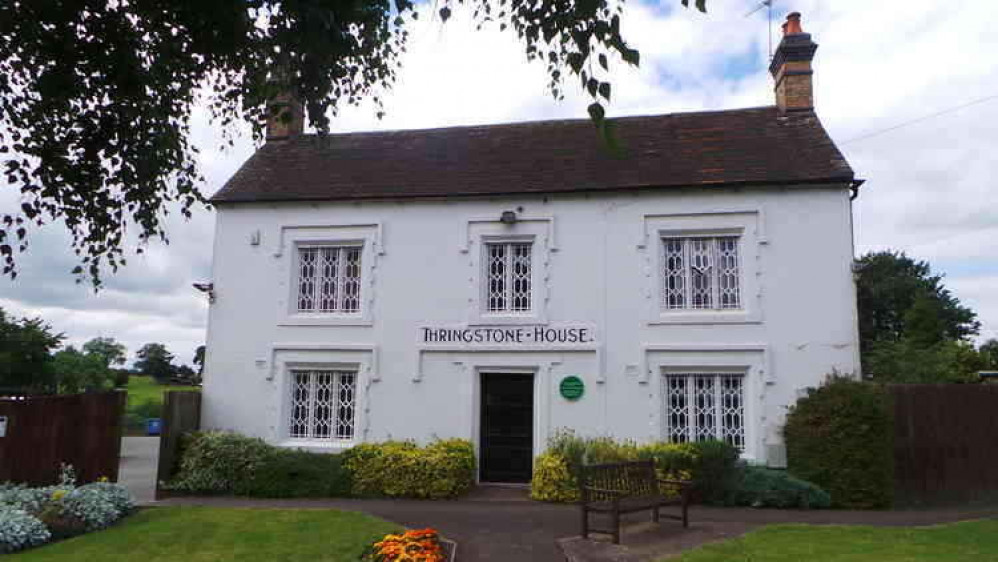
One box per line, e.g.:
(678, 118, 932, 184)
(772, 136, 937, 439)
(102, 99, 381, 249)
(1, 0, 996, 363)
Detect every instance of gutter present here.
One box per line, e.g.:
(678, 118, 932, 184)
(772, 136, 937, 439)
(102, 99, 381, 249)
(849, 179, 866, 201)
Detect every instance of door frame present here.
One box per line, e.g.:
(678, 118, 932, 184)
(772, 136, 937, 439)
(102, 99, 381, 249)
(474, 367, 538, 484)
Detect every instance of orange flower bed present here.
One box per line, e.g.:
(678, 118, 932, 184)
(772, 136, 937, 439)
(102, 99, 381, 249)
(363, 528, 446, 562)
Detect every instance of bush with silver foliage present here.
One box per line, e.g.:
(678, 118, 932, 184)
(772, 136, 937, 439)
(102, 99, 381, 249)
(0, 506, 51, 554)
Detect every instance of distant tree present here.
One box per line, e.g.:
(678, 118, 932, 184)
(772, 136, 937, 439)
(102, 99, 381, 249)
(134, 343, 175, 384)
(0, 307, 63, 392)
(50, 345, 112, 393)
(82, 337, 127, 369)
(193, 345, 206, 377)
(981, 339, 998, 370)
(174, 364, 199, 385)
(855, 250, 979, 374)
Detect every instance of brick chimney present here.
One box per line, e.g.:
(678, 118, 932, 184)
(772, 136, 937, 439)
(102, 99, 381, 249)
(769, 12, 819, 113)
(266, 89, 304, 141)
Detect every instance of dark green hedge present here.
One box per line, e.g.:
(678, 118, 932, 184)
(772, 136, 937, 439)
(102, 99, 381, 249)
(242, 448, 353, 498)
(784, 377, 894, 509)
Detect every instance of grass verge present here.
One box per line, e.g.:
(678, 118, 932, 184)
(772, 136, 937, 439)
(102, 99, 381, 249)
(670, 519, 998, 562)
(15, 506, 400, 561)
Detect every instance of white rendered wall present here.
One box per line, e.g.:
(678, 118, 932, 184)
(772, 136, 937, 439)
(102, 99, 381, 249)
(201, 185, 860, 466)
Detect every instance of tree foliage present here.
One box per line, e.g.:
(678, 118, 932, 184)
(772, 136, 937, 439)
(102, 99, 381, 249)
(50, 345, 113, 393)
(193, 344, 205, 376)
(0, 307, 64, 392)
(855, 250, 980, 378)
(856, 251, 979, 348)
(134, 342, 176, 383)
(981, 339, 998, 370)
(82, 337, 127, 369)
(0, 0, 706, 284)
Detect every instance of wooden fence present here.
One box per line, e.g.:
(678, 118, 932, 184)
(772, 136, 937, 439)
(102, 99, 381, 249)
(892, 384, 998, 506)
(0, 391, 126, 485)
(155, 391, 201, 499)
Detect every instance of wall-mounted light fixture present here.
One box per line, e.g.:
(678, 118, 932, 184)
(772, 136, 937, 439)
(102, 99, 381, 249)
(500, 210, 517, 225)
(193, 282, 215, 304)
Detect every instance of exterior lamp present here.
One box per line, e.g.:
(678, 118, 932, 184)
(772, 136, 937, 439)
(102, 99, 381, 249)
(500, 210, 517, 224)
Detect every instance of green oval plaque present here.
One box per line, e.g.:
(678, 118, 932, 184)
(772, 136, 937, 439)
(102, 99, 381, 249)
(560, 376, 585, 401)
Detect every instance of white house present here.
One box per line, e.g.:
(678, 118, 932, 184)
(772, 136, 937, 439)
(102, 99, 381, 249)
(201, 13, 861, 482)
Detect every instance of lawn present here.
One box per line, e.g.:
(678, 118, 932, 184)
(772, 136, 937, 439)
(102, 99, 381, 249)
(15, 507, 400, 561)
(126, 375, 199, 407)
(670, 519, 998, 562)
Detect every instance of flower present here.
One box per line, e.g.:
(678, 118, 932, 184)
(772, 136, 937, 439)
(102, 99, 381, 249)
(365, 528, 445, 562)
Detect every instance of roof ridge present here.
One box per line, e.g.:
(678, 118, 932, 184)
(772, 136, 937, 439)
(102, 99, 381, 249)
(288, 105, 779, 139)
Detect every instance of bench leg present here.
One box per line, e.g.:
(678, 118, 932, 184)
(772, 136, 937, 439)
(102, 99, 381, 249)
(652, 505, 660, 523)
(612, 509, 621, 544)
(581, 506, 589, 539)
(682, 500, 689, 529)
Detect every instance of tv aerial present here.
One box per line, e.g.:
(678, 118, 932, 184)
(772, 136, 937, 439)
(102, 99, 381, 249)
(745, 0, 775, 60)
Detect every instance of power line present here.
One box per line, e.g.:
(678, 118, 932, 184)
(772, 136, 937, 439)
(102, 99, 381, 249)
(841, 93, 998, 145)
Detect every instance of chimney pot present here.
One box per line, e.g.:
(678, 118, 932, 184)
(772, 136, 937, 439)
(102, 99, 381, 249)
(785, 12, 803, 35)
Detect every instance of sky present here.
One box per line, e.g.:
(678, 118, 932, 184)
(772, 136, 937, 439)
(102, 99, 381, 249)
(1, 0, 996, 366)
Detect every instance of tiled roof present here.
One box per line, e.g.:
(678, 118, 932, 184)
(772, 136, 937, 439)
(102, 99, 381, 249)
(211, 106, 854, 203)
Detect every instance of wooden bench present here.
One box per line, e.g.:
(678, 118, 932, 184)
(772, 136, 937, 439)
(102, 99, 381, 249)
(580, 460, 692, 544)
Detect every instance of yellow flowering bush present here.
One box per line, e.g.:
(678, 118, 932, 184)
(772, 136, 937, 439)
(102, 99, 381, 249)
(529, 453, 578, 502)
(530, 432, 718, 504)
(363, 528, 446, 562)
(342, 439, 475, 499)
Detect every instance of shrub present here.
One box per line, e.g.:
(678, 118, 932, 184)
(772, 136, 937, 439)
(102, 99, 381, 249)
(533, 432, 741, 504)
(58, 486, 122, 531)
(77, 482, 135, 515)
(342, 439, 475, 499)
(784, 376, 894, 509)
(0, 484, 61, 514)
(0, 506, 51, 554)
(167, 431, 272, 494)
(686, 440, 742, 504)
(239, 449, 352, 498)
(726, 466, 831, 509)
(530, 453, 578, 502)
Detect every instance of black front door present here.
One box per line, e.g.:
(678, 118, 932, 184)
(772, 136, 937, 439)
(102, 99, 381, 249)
(480, 373, 534, 483)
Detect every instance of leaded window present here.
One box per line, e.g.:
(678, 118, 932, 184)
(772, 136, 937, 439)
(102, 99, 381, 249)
(662, 236, 741, 310)
(485, 241, 533, 313)
(663, 373, 745, 449)
(288, 369, 356, 441)
(296, 245, 362, 313)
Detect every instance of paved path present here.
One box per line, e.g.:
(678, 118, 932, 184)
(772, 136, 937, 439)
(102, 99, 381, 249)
(118, 436, 159, 505)
(156, 493, 998, 562)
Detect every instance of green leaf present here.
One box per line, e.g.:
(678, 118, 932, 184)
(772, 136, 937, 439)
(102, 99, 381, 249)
(586, 78, 598, 97)
(621, 48, 640, 66)
(587, 102, 605, 126)
(598, 82, 611, 102)
(439, 6, 451, 21)
(598, 53, 608, 71)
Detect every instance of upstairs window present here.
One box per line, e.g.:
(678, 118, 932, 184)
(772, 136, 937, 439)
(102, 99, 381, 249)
(662, 236, 741, 310)
(485, 241, 533, 314)
(296, 245, 362, 314)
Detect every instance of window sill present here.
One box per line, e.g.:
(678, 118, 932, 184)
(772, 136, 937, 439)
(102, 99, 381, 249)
(279, 314, 373, 327)
(468, 314, 545, 327)
(649, 310, 760, 325)
(277, 439, 356, 451)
